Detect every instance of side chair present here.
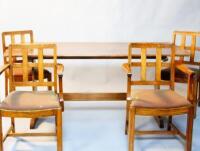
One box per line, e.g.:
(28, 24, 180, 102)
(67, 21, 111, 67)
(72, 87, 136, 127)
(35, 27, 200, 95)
(2, 30, 64, 129)
(2, 30, 52, 96)
(161, 31, 200, 114)
(0, 43, 63, 151)
(122, 43, 195, 151)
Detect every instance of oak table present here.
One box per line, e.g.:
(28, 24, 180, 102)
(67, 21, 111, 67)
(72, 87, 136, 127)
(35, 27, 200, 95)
(56, 42, 191, 101)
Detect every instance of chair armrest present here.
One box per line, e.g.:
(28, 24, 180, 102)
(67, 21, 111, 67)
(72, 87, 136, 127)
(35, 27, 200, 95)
(0, 64, 10, 75)
(176, 64, 194, 76)
(57, 64, 64, 111)
(122, 63, 132, 76)
(57, 63, 64, 76)
(176, 64, 195, 102)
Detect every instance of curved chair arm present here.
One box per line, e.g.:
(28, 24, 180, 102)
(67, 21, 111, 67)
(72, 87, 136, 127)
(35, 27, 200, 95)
(176, 64, 194, 76)
(176, 64, 195, 102)
(0, 64, 10, 75)
(57, 64, 64, 76)
(122, 63, 132, 76)
(122, 63, 132, 100)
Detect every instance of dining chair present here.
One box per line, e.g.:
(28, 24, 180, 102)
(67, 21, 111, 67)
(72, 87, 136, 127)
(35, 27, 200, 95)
(122, 42, 195, 151)
(161, 31, 200, 114)
(0, 43, 63, 151)
(2, 30, 52, 97)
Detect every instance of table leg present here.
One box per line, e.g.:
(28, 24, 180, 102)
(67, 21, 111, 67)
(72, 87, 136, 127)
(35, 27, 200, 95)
(30, 118, 38, 129)
(154, 116, 164, 128)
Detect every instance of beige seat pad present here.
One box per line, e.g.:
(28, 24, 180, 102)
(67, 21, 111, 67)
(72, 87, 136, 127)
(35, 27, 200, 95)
(0, 91, 60, 110)
(131, 89, 191, 108)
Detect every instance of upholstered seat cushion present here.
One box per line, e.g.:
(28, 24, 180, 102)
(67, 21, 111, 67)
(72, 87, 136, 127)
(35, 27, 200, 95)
(161, 67, 200, 82)
(130, 89, 191, 108)
(0, 91, 60, 110)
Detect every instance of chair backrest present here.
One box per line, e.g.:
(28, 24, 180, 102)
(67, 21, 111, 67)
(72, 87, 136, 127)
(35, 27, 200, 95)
(2, 30, 34, 63)
(8, 43, 57, 92)
(128, 42, 175, 89)
(173, 31, 200, 66)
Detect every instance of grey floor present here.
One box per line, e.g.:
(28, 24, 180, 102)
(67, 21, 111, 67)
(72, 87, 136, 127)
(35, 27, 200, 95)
(1, 83, 200, 151)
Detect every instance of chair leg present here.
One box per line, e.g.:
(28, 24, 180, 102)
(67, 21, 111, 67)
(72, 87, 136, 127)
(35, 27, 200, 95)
(193, 79, 198, 118)
(5, 76, 8, 97)
(167, 116, 172, 130)
(58, 75, 64, 112)
(154, 85, 164, 128)
(198, 80, 200, 107)
(11, 118, 15, 133)
(0, 114, 3, 151)
(128, 108, 135, 151)
(30, 118, 38, 129)
(47, 73, 52, 91)
(185, 107, 194, 151)
(125, 101, 131, 135)
(56, 109, 62, 151)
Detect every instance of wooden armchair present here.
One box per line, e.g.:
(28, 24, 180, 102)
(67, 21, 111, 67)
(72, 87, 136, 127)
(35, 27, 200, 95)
(2, 30, 52, 96)
(122, 43, 194, 151)
(161, 31, 200, 113)
(0, 43, 63, 151)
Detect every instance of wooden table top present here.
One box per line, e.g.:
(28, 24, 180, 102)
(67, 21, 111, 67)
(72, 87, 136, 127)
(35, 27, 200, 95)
(4, 42, 191, 59)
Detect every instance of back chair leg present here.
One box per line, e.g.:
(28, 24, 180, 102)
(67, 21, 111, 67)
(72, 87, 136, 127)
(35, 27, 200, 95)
(0, 115, 3, 151)
(128, 108, 135, 151)
(167, 116, 172, 130)
(185, 107, 194, 151)
(5, 76, 8, 97)
(56, 109, 62, 151)
(125, 101, 131, 135)
(47, 74, 52, 91)
(58, 75, 64, 112)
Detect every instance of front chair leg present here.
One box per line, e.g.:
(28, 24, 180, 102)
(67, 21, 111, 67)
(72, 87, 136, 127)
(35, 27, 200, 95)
(125, 101, 131, 135)
(56, 109, 63, 151)
(198, 80, 200, 106)
(185, 107, 194, 151)
(128, 108, 135, 151)
(0, 114, 3, 151)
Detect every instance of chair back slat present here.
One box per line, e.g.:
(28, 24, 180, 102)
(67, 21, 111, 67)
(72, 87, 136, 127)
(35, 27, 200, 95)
(38, 48, 44, 82)
(11, 33, 15, 44)
(21, 33, 26, 43)
(22, 48, 29, 81)
(8, 43, 57, 92)
(155, 48, 162, 81)
(190, 35, 196, 63)
(128, 43, 175, 88)
(180, 34, 186, 49)
(141, 48, 147, 80)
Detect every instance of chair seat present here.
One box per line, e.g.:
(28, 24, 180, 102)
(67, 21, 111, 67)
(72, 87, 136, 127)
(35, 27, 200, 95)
(0, 91, 61, 110)
(161, 67, 200, 82)
(130, 89, 191, 108)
